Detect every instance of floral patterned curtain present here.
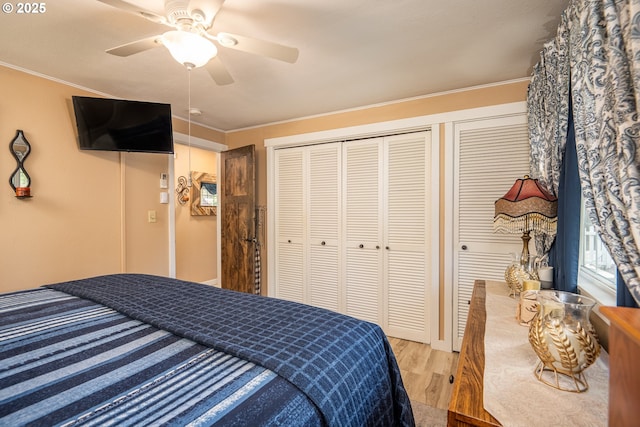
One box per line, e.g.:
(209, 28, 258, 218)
(527, 8, 571, 257)
(528, 0, 640, 305)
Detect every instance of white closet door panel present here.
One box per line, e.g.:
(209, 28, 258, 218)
(386, 133, 428, 251)
(386, 250, 428, 341)
(343, 139, 383, 324)
(275, 149, 304, 244)
(309, 143, 340, 245)
(384, 132, 432, 342)
(308, 143, 341, 312)
(453, 116, 529, 350)
(345, 246, 382, 323)
(456, 251, 510, 338)
(344, 139, 383, 247)
(274, 148, 305, 302)
(277, 242, 305, 302)
(458, 123, 530, 253)
(309, 245, 340, 311)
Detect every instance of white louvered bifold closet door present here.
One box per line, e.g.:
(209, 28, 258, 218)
(273, 131, 436, 342)
(343, 138, 384, 324)
(274, 147, 305, 303)
(308, 143, 341, 312)
(453, 115, 529, 351)
(384, 131, 432, 342)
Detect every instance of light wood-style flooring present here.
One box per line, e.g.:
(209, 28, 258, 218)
(389, 337, 460, 410)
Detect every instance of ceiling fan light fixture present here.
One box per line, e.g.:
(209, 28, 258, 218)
(161, 30, 217, 68)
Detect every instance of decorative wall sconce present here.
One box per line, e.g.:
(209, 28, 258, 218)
(176, 176, 190, 205)
(9, 129, 32, 198)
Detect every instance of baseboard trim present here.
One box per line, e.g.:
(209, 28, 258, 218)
(201, 279, 219, 287)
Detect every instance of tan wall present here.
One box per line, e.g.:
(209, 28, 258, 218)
(0, 66, 123, 292)
(122, 152, 171, 275)
(0, 65, 220, 292)
(174, 144, 218, 283)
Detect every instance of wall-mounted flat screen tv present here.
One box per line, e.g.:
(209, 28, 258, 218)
(72, 96, 174, 154)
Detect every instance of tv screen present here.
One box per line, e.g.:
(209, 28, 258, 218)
(72, 96, 174, 154)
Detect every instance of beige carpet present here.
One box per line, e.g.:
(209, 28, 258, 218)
(411, 401, 447, 427)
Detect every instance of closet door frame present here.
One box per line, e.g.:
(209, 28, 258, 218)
(267, 118, 440, 346)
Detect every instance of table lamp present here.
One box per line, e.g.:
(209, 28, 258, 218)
(494, 175, 558, 260)
(493, 175, 558, 259)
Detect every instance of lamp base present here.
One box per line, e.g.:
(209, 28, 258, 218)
(520, 230, 531, 262)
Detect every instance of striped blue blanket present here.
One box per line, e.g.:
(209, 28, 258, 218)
(0, 288, 319, 426)
(2, 274, 414, 426)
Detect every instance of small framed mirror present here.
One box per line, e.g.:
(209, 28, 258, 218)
(190, 171, 217, 216)
(9, 129, 32, 197)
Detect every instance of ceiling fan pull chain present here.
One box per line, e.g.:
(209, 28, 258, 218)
(187, 65, 192, 187)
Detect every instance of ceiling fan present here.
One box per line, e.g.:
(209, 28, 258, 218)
(99, 0, 299, 85)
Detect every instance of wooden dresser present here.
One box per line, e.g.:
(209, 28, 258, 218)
(447, 279, 501, 426)
(600, 306, 640, 427)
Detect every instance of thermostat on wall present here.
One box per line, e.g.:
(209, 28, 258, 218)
(160, 173, 168, 189)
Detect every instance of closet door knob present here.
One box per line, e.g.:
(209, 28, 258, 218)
(288, 239, 292, 243)
(461, 245, 468, 250)
(385, 246, 390, 250)
(359, 244, 364, 249)
(376, 245, 380, 249)
(321, 241, 326, 246)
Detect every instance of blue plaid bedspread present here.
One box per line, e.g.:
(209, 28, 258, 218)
(0, 287, 320, 426)
(46, 274, 414, 426)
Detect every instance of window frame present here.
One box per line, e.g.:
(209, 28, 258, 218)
(577, 198, 616, 306)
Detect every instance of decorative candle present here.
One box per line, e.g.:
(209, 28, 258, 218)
(518, 290, 539, 326)
(538, 266, 554, 289)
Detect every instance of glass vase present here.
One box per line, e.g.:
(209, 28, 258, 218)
(505, 253, 539, 297)
(528, 290, 600, 392)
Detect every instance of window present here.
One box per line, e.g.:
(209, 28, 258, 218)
(578, 198, 616, 304)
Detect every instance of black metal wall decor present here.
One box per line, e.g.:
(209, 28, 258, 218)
(176, 175, 190, 205)
(9, 129, 32, 198)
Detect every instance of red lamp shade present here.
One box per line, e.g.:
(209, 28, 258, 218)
(494, 176, 558, 235)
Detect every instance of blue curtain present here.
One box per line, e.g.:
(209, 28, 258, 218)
(549, 105, 580, 293)
(617, 268, 639, 307)
(551, 103, 638, 308)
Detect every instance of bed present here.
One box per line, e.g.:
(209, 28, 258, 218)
(0, 274, 414, 426)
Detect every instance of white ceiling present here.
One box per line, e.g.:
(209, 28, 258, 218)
(0, 0, 568, 131)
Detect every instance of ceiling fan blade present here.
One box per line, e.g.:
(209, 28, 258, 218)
(188, 0, 225, 29)
(216, 32, 299, 63)
(97, 0, 167, 24)
(205, 56, 234, 85)
(106, 36, 162, 57)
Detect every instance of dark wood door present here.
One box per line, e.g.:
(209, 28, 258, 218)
(220, 145, 256, 293)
